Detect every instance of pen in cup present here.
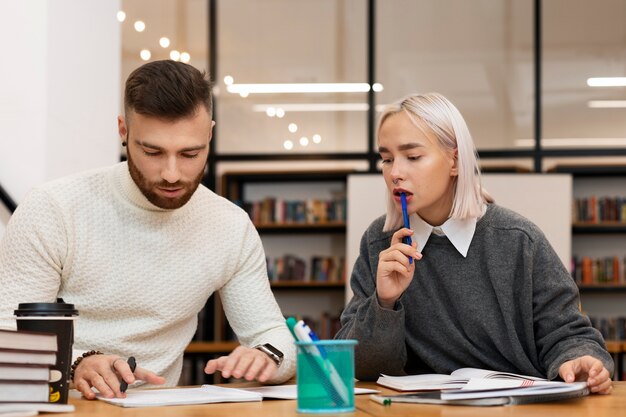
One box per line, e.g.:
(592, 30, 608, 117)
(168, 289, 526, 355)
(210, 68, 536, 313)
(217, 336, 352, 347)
(400, 192, 413, 264)
(286, 317, 350, 406)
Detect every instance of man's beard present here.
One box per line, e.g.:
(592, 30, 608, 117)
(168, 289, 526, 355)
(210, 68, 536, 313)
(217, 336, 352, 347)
(127, 150, 205, 210)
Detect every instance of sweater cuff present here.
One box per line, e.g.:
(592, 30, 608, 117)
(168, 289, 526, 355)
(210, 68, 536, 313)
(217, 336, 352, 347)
(546, 343, 615, 380)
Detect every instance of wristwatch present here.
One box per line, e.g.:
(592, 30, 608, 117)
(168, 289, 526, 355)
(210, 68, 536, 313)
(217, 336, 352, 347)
(254, 343, 284, 367)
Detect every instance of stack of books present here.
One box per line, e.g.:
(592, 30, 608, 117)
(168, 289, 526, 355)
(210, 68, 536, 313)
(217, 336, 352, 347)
(0, 328, 57, 404)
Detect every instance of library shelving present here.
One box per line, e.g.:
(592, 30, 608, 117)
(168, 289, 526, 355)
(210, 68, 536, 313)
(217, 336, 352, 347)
(213, 170, 350, 343)
(551, 165, 626, 379)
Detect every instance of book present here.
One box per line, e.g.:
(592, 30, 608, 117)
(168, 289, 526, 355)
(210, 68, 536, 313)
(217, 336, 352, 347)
(440, 379, 589, 401)
(0, 363, 50, 381)
(0, 329, 57, 352)
(0, 403, 75, 414)
(370, 381, 588, 406)
(0, 348, 57, 365)
(96, 385, 263, 408)
(0, 380, 49, 403)
(376, 367, 546, 391)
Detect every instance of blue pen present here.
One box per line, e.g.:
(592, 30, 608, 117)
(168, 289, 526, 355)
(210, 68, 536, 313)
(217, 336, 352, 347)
(401, 192, 413, 264)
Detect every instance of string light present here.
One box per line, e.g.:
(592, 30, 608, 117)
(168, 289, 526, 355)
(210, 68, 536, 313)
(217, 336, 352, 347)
(134, 21, 145, 32)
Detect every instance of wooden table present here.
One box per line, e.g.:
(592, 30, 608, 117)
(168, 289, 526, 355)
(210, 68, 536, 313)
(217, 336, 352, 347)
(65, 381, 626, 417)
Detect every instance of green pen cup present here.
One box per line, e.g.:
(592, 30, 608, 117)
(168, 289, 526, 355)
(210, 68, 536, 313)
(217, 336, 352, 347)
(295, 339, 357, 413)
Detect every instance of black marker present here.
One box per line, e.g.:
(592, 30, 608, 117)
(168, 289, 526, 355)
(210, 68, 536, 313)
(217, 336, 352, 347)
(119, 356, 136, 393)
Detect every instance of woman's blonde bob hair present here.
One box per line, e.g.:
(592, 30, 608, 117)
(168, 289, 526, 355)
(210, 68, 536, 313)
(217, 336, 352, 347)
(379, 92, 492, 232)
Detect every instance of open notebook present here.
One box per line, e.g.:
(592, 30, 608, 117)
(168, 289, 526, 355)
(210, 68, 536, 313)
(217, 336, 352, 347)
(377, 367, 547, 391)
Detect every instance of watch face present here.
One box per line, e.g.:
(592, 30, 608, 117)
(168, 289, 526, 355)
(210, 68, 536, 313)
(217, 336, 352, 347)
(263, 343, 284, 358)
(256, 343, 284, 366)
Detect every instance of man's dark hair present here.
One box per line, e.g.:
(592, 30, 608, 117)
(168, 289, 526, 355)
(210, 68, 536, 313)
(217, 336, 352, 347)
(124, 60, 212, 122)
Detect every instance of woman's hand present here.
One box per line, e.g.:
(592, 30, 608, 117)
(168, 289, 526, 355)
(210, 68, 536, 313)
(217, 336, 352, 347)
(376, 228, 421, 309)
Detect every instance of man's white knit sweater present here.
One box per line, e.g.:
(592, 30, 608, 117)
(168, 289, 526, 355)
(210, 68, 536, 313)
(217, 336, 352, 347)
(0, 162, 295, 386)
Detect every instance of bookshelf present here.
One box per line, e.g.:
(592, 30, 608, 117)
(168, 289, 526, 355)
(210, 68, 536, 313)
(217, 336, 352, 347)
(215, 170, 350, 340)
(550, 165, 626, 372)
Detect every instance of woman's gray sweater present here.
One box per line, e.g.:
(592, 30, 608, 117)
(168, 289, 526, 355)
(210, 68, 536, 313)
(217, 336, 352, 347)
(336, 204, 613, 381)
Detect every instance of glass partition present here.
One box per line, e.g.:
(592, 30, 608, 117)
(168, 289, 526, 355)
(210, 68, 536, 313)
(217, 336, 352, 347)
(543, 0, 626, 149)
(216, 0, 368, 154)
(377, 0, 534, 151)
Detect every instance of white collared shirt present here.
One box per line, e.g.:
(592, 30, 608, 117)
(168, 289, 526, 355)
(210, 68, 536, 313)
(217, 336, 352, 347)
(410, 206, 486, 258)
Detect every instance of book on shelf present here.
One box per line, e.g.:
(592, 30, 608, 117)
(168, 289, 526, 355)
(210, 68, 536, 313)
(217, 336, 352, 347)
(571, 255, 626, 285)
(286, 312, 342, 340)
(376, 367, 546, 391)
(573, 196, 626, 223)
(310, 256, 345, 282)
(0, 380, 49, 403)
(589, 316, 626, 341)
(0, 328, 57, 352)
(266, 255, 345, 283)
(0, 348, 56, 365)
(242, 197, 347, 225)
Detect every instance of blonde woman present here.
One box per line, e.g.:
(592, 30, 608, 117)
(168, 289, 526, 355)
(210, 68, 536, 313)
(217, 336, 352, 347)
(336, 92, 613, 394)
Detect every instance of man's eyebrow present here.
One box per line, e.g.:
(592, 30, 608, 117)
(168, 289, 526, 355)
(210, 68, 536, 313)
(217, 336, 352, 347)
(136, 140, 207, 153)
(378, 142, 424, 153)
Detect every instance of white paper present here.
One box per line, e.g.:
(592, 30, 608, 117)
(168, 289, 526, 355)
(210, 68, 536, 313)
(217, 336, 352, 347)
(240, 384, 379, 400)
(96, 385, 262, 408)
(441, 380, 588, 400)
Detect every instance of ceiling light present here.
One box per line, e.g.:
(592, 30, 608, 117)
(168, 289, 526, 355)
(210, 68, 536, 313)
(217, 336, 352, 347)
(515, 137, 626, 147)
(226, 83, 381, 95)
(140, 49, 151, 61)
(253, 103, 369, 112)
(134, 21, 145, 32)
(312, 134, 322, 144)
(588, 100, 626, 108)
(276, 108, 285, 118)
(288, 123, 298, 133)
(159, 37, 170, 48)
(283, 140, 294, 150)
(266, 107, 276, 117)
(299, 137, 309, 147)
(170, 50, 180, 61)
(117, 11, 126, 22)
(180, 52, 191, 63)
(587, 77, 626, 87)
(372, 83, 384, 92)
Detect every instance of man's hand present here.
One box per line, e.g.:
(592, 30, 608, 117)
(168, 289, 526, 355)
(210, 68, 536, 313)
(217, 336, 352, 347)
(559, 355, 612, 394)
(73, 354, 165, 399)
(204, 346, 278, 383)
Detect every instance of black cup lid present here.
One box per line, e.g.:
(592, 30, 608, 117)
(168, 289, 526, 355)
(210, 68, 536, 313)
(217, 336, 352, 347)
(14, 299, 79, 317)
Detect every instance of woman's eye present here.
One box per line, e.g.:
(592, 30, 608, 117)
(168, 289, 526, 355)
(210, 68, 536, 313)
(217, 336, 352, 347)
(182, 153, 200, 159)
